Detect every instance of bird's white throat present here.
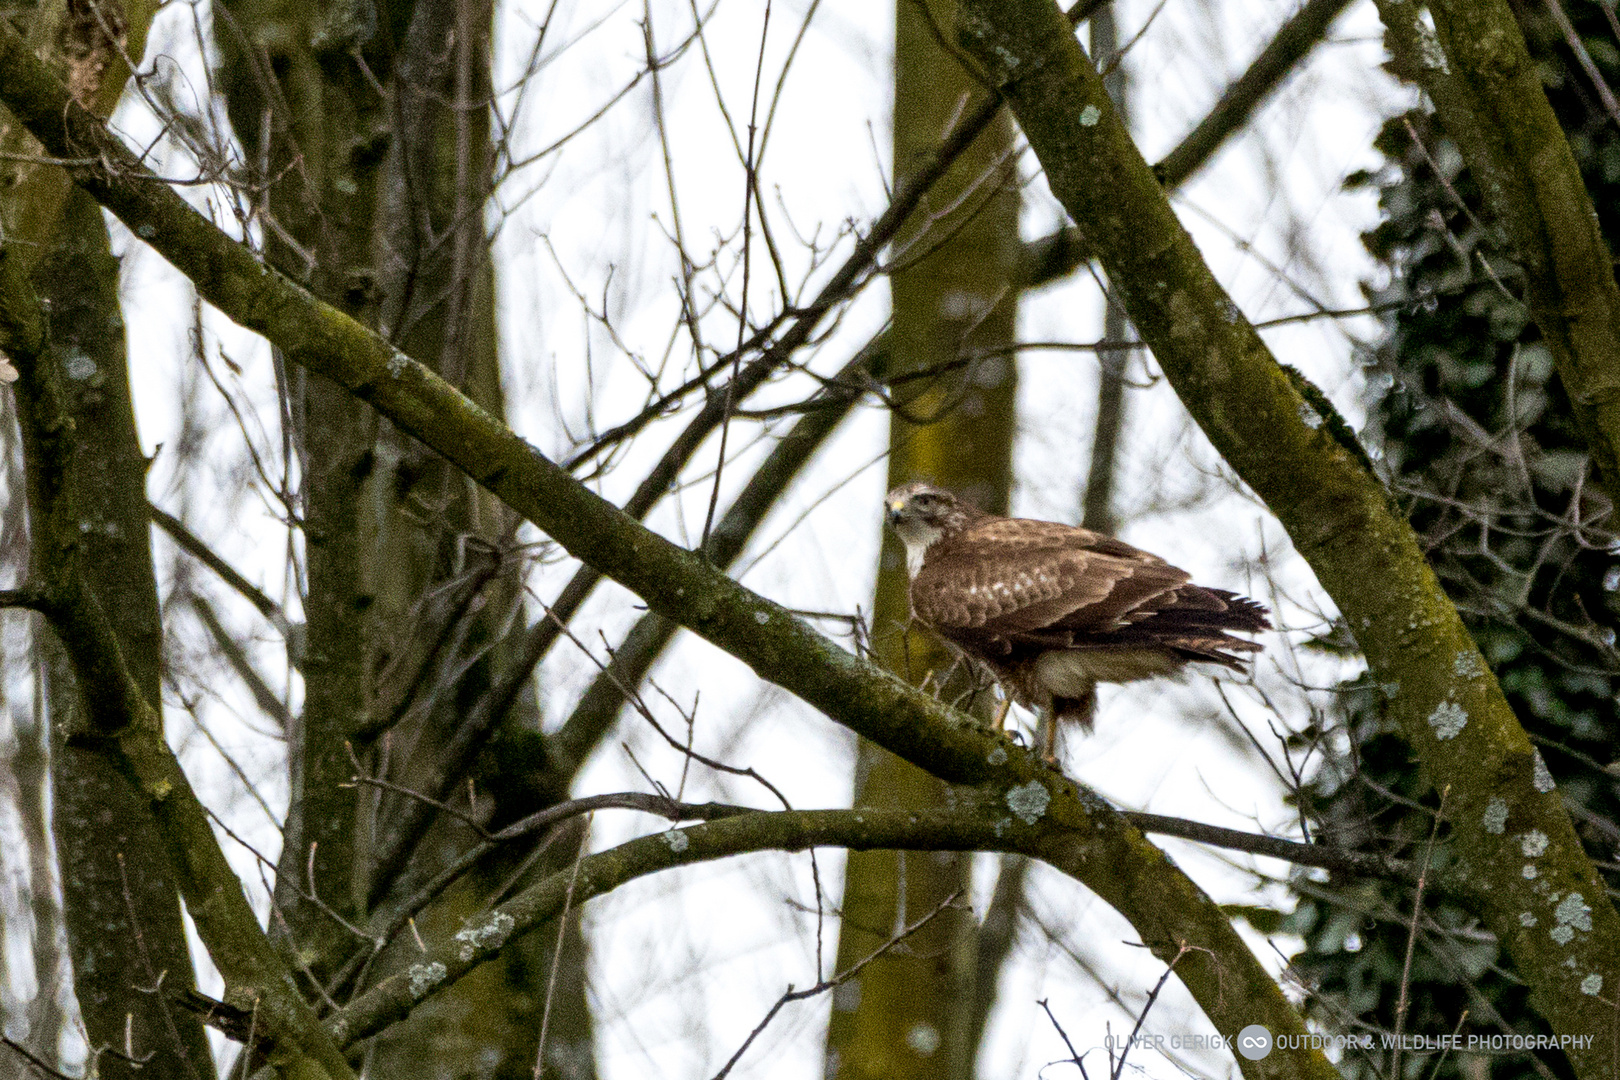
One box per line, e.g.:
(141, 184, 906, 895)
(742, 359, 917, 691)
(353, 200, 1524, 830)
(894, 521, 945, 578)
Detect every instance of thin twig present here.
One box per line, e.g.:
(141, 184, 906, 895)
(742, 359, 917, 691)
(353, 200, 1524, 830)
(116, 853, 207, 1080)
(1, 1037, 79, 1080)
(1392, 785, 1449, 1079)
(534, 816, 591, 1079)
(711, 890, 965, 1079)
(1112, 942, 1197, 1080)
(1038, 998, 1093, 1078)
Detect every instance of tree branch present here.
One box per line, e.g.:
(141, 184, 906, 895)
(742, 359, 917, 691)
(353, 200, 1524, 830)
(1019, 0, 1358, 288)
(1154, 0, 1355, 184)
(324, 805, 1342, 1059)
(150, 501, 294, 640)
(0, 586, 43, 609)
(1124, 811, 1414, 880)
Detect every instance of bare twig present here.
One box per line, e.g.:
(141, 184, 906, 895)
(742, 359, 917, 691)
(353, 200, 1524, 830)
(2, 1037, 79, 1080)
(1112, 942, 1200, 1080)
(534, 817, 591, 1080)
(711, 890, 966, 1079)
(1122, 810, 1413, 879)
(1038, 998, 1093, 1078)
(116, 853, 208, 1080)
(1392, 785, 1450, 1079)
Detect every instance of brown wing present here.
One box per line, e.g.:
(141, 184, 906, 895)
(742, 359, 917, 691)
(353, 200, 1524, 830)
(910, 518, 1269, 664)
(909, 519, 1188, 639)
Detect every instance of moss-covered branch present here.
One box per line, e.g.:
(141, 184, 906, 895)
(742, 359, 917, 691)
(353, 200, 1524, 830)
(0, 24, 1334, 1077)
(328, 804, 1338, 1075)
(331, 801, 1409, 1052)
(955, 3, 1617, 1074)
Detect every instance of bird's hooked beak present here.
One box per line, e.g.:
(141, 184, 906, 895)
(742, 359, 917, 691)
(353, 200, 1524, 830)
(886, 500, 905, 526)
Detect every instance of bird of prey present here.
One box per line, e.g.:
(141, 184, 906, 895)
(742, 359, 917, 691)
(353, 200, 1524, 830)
(884, 481, 1269, 749)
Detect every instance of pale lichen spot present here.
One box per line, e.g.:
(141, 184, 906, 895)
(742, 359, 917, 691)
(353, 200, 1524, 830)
(1079, 104, 1101, 127)
(1555, 892, 1592, 933)
(1298, 401, 1324, 430)
(1520, 912, 1538, 927)
(1426, 700, 1468, 740)
(1532, 750, 1555, 793)
(662, 830, 690, 854)
(753, 611, 769, 625)
(1482, 797, 1509, 834)
(907, 1022, 942, 1056)
(454, 911, 516, 962)
(940, 292, 993, 323)
(1452, 650, 1485, 679)
(148, 778, 173, 800)
(407, 961, 447, 998)
(987, 746, 1008, 766)
(1551, 924, 1574, 945)
(64, 349, 97, 381)
(1582, 973, 1604, 996)
(136, 223, 157, 240)
(1523, 863, 1538, 879)
(1381, 682, 1400, 698)
(1519, 831, 1549, 857)
(387, 351, 409, 377)
(974, 356, 1009, 389)
(1006, 780, 1051, 825)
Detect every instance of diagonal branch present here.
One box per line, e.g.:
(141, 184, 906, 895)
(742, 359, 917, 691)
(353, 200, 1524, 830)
(1020, 0, 1359, 288)
(394, 0, 1362, 860)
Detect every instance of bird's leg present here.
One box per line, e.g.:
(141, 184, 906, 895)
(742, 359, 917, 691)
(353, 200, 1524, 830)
(991, 695, 1012, 733)
(1040, 686, 1096, 763)
(1039, 708, 1059, 763)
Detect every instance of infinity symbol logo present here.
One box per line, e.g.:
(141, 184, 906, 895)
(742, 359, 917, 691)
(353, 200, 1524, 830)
(1236, 1025, 1273, 1061)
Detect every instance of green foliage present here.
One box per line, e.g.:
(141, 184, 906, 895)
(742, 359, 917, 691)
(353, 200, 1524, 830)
(1287, 4, 1620, 1074)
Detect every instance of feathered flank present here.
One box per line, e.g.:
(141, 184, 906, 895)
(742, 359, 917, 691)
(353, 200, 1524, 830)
(884, 481, 1269, 741)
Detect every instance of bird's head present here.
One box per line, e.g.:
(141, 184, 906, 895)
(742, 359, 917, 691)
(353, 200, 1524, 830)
(884, 482, 976, 573)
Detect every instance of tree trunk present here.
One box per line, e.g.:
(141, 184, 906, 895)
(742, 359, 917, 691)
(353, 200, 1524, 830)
(824, 2, 1020, 1077)
(0, 2, 212, 1073)
(216, 0, 591, 1073)
(40, 186, 217, 1080)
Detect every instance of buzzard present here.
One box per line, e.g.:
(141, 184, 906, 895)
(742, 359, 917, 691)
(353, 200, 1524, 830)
(884, 482, 1269, 747)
